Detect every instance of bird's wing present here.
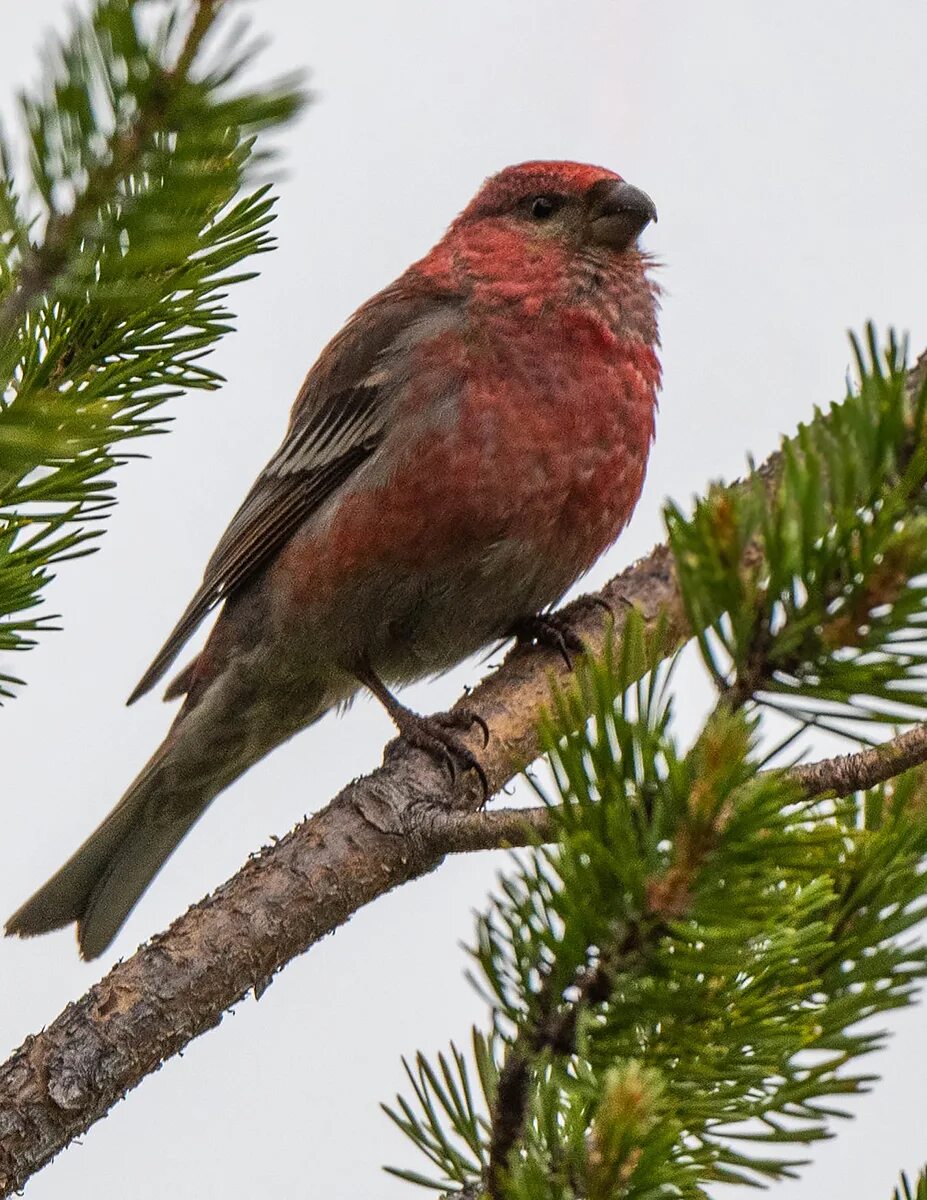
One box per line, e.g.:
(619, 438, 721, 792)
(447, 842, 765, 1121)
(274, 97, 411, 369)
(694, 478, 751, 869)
(128, 284, 460, 704)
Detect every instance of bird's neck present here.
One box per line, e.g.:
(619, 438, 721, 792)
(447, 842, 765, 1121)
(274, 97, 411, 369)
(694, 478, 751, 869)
(415, 225, 660, 346)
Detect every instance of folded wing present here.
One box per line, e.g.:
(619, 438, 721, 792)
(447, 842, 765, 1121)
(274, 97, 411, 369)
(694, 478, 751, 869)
(128, 284, 460, 704)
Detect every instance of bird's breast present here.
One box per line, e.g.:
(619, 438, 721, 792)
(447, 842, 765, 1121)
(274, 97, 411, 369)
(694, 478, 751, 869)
(453, 310, 659, 565)
(276, 310, 659, 609)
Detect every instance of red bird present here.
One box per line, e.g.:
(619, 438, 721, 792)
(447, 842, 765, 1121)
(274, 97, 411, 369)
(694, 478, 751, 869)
(8, 161, 660, 958)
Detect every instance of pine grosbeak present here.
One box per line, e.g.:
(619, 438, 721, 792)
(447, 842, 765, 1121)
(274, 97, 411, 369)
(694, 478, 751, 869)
(8, 160, 660, 957)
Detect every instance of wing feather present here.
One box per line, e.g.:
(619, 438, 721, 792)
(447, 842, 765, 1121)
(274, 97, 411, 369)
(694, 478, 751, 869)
(128, 286, 459, 704)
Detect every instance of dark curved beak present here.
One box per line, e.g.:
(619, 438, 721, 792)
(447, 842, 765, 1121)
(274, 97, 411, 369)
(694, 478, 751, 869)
(586, 179, 657, 251)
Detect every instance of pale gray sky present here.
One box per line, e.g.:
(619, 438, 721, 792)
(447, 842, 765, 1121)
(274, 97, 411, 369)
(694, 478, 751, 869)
(3, 3, 927, 1197)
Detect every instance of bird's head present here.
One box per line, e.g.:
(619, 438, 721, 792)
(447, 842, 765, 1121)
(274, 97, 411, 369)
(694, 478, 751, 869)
(453, 160, 657, 257)
(414, 161, 659, 320)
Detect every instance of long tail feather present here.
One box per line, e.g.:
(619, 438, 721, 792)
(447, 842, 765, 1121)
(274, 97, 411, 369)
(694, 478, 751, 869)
(5, 751, 206, 960)
(9, 650, 339, 958)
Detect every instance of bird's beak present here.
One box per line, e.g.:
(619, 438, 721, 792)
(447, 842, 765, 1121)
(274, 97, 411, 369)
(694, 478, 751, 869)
(586, 179, 658, 251)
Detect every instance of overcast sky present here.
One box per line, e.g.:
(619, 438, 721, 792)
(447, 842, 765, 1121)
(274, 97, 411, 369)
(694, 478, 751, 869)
(3, 3, 927, 1198)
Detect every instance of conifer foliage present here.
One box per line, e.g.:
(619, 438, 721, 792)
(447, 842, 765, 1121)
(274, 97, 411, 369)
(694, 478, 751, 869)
(896, 1172, 927, 1200)
(386, 334, 927, 1199)
(0, 0, 304, 696)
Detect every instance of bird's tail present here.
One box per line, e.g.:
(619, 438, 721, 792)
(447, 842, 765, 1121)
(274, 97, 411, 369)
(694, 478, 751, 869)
(7, 671, 341, 959)
(5, 746, 213, 960)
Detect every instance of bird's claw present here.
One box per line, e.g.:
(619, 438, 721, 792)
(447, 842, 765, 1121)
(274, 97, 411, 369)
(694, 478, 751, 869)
(393, 708, 490, 798)
(510, 612, 588, 670)
(452, 706, 491, 747)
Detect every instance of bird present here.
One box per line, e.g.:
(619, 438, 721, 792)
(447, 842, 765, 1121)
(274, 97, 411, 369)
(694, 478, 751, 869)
(7, 160, 661, 959)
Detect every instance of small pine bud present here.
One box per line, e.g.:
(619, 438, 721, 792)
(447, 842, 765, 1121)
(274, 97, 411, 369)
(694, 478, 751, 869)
(585, 1061, 663, 1198)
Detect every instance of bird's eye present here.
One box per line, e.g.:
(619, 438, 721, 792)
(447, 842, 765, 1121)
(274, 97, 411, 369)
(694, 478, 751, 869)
(528, 196, 558, 220)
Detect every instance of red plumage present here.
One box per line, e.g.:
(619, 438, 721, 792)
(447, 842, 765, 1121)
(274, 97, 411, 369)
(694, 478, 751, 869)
(8, 161, 661, 957)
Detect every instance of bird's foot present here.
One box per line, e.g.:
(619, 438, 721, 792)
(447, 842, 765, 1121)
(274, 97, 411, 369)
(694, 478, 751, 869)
(356, 659, 489, 797)
(389, 706, 490, 797)
(510, 612, 588, 669)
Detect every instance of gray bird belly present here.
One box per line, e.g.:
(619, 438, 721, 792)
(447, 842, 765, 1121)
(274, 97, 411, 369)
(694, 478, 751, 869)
(281, 534, 573, 685)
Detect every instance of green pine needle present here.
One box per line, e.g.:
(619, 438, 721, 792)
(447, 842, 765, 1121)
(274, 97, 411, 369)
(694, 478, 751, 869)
(667, 325, 927, 735)
(0, 0, 306, 696)
(894, 1170, 927, 1200)
(386, 617, 927, 1197)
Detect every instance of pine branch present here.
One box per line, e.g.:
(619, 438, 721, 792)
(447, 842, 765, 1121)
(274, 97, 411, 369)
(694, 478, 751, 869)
(0, 0, 306, 694)
(0, 0, 227, 341)
(790, 722, 927, 794)
(439, 717, 927, 851)
(895, 1169, 927, 1200)
(0, 342, 923, 1193)
(392, 673, 927, 1195)
(390, 334, 927, 1199)
(0, 551, 683, 1197)
(486, 942, 631, 1200)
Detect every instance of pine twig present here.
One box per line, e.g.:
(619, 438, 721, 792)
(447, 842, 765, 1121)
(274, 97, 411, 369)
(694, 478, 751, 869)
(789, 724, 927, 796)
(0, 0, 228, 343)
(438, 719, 927, 853)
(486, 948, 627, 1200)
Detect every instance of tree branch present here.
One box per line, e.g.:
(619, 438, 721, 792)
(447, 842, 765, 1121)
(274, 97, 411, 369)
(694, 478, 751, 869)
(0, 0, 228, 343)
(789, 723, 927, 797)
(435, 718, 927, 853)
(487, 943, 627, 1200)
